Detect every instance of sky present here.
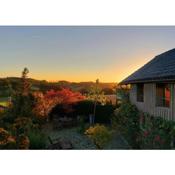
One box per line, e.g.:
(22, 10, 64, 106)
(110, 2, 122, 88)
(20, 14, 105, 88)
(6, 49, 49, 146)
(1, 26, 175, 82)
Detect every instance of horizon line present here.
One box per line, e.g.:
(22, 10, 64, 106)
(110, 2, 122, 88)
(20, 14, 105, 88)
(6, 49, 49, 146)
(1, 76, 118, 84)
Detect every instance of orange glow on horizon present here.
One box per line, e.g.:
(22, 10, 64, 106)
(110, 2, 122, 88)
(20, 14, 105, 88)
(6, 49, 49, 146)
(0, 53, 155, 83)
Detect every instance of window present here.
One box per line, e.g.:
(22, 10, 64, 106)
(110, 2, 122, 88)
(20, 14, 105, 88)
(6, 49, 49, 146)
(156, 83, 171, 107)
(137, 83, 144, 102)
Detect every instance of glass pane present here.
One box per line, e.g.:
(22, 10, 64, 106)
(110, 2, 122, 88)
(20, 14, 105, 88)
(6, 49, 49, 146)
(156, 83, 170, 107)
(165, 85, 170, 107)
(137, 84, 144, 102)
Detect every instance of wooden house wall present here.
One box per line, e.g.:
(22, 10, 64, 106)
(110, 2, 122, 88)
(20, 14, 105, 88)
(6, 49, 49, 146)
(130, 83, 175, 120)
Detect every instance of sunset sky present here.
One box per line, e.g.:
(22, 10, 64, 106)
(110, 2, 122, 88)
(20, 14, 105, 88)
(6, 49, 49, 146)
(1, 26, 175, 82)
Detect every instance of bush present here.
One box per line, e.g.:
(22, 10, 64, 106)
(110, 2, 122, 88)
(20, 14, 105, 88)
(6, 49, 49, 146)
(112, 102, 140, 148)
(10, 93, 36, 121)
(77, 116, 86, 133)
(73, 100, 94, 116)
(18, 134, 30, 149)
(85, 124, 112, 149)
(116, 88, 129, 104)
(74, 100, 114, 124)
(95, 105, 114, 124)
(138, 114, 175, 149)
(0, 128, 16, 149)
(28, 130, 46, 149)
(113, 102, 175, 149)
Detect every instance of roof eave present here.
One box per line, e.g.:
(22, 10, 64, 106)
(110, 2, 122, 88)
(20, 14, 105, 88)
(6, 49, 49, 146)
(120, 77, 175, 85)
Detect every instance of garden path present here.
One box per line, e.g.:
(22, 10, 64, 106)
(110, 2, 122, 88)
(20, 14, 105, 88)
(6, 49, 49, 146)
(44, 124, 130, 149)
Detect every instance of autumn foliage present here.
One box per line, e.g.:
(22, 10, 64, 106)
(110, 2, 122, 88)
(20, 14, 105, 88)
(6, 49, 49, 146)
(33, 88, 85, 118)
(0, 128, 16, 149)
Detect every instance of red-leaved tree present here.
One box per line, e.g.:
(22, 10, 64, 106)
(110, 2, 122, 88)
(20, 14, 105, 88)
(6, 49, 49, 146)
(33, 88, 85, 118)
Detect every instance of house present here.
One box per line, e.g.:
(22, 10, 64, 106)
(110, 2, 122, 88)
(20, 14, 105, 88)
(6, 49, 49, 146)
(120, 48, 175, 120)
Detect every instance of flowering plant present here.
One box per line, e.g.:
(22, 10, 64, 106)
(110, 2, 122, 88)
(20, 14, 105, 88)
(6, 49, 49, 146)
(138, 114, 174, 149)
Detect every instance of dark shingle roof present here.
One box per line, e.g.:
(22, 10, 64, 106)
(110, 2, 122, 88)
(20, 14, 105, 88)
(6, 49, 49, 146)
(120, 48, 175, 84)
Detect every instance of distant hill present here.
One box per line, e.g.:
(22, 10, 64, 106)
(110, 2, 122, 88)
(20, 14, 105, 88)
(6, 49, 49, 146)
(0, 77, 117, 96)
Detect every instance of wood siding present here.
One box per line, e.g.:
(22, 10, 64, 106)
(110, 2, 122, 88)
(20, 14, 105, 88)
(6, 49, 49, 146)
(130, 83, 175, 120)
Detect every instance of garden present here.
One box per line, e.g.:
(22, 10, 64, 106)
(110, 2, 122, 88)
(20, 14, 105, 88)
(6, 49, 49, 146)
(1, 68, 174, 150)
(0, 68, 130, 150)
(112, 101, 175, 149)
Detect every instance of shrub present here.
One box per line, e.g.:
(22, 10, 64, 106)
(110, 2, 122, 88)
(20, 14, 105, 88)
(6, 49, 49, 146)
(74, 100, 114, 124)
(85, 124, 111, 149)
(0, 128, 16, 149)
(28, 130, 46, 149)
(112, 102, 140, 148)
(18, 134, 30, 149)
(95, 104, 114, 124)
(113, 102, 175, 149)
(73, 100, 94, 116)
(10, 93, 36, 121)
(77, 116, 86, 133)
(116, 88, 129, 103)
(138, 114, 175, 149)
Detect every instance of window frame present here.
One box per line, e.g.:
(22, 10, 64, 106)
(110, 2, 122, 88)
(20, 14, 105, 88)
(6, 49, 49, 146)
(136, 83, 144, 102)
(155, 83, 171, 108)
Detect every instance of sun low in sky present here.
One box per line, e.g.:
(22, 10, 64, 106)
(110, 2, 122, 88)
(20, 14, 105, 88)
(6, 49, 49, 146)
(1, 26, 175, 83)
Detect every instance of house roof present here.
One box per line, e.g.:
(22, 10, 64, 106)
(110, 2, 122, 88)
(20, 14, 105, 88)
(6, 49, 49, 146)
(120, 48, 175, 84)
